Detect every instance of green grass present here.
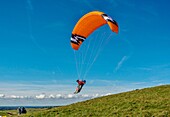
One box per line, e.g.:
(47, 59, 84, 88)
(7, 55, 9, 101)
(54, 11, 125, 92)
(1, 85, 170, 117)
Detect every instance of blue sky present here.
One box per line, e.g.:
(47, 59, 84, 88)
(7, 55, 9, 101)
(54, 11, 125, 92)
(0, 0, 170, 106)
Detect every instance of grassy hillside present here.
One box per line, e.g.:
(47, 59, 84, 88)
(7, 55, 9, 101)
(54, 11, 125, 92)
(1, 85, 170, 117)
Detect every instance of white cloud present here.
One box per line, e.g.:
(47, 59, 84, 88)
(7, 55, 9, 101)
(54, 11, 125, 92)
(35, 94, 46, 99)
(49, 94, 55, 98)
(114, 56, 129, 72)
(56, 94, 62, 98)
(67, 94, 74, 99)
(10, 95, 21, 99)
(81, 94, 89, 98)
(0, 94, 5, 98)
(0, 93, 106, 100)
(102, 93, 112, 96)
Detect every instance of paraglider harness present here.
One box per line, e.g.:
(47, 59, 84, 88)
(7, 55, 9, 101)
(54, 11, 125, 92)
(74, 80, 86, 94)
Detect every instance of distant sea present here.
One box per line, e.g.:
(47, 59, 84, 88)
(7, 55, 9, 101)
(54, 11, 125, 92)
(0, 106, 57, 110)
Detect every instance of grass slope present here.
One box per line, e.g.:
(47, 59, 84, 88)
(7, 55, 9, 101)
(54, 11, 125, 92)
(1, 85, 170, 117)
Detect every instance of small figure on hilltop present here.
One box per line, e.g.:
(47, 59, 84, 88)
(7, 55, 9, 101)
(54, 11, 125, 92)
(18, 107, 27, 115)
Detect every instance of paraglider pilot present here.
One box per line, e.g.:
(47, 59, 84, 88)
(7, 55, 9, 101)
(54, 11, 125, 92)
(74, 80, 86, 94)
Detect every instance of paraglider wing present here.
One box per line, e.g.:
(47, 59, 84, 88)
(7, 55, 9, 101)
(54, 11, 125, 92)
(71, 11, 118, 50)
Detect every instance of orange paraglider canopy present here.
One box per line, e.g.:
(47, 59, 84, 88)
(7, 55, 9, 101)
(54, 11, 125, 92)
(71, 11, 118, 50)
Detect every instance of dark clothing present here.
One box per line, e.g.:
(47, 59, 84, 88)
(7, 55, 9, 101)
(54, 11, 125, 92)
(18, 107, 27, 115)
(18, 107, 22, 115)
(21, 107, 27, 114)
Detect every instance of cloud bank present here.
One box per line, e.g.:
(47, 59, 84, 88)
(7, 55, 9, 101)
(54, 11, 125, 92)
(0, 93, 111, 100)
(0, 92, 112, 106)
